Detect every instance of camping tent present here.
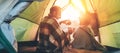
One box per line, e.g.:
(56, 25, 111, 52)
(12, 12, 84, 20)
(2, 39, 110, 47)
(0, 0, 120, 53)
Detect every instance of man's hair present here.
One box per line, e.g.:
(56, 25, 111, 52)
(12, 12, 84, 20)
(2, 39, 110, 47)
(50, 6, 61, 13)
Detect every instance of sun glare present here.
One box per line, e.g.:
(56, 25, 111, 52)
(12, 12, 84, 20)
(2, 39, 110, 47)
(54, 0, 69, 8)
(59, 5, 82, 28)
(61, 5, 80, 20)
(71, 0, 85, 13)
(55, 0, 86, 27)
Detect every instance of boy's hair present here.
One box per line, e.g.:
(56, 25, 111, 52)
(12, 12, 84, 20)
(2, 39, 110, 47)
(50, 6, 61, 13)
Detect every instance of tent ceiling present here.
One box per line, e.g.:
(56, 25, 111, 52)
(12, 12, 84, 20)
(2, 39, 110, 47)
(11, 0, 56, 41)
(19, 0, 55, 24)
(92, 0, 120, 27)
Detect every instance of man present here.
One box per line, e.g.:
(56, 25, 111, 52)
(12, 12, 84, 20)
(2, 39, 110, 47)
(37, 6, 66, 53)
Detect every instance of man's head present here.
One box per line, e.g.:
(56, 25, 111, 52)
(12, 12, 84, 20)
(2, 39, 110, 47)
(49, 6, 61, 19)
(80, 12, 91, 26)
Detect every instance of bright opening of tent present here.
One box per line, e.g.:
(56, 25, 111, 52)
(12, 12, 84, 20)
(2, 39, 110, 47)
(54, 0, 86, 28)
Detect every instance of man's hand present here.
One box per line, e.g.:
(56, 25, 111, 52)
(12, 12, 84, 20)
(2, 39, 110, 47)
(59, 20, 71, 25)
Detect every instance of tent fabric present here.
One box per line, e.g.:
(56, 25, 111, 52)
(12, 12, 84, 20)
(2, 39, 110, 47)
(11, 0, 55, 41)
(0, 0, 18, 24)
(0, 0, 18, 52)
(6, 1, 31, 41)
(11, 18, 39, 41)
(19, 0, 51, 24)
(4, 2, 30, 23)
(0, 23, 17, 53)
(92, 0, 120, 27)
(99, 22, 120, 48)
(0, 0, 30, 50)
(0, 28, 16, 53)
(91, 0, 120, 48)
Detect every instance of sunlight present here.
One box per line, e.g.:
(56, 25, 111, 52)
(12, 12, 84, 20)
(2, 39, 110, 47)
(71, 0, 85, 13)
(54, 0, 69, 8)
(55, 0, 86, 27)
(61, 5, 80, 21)
(59, 5, 82, 28)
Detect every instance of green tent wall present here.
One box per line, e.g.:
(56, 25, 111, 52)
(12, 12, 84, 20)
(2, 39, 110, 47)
(92, 0, 120, 48)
